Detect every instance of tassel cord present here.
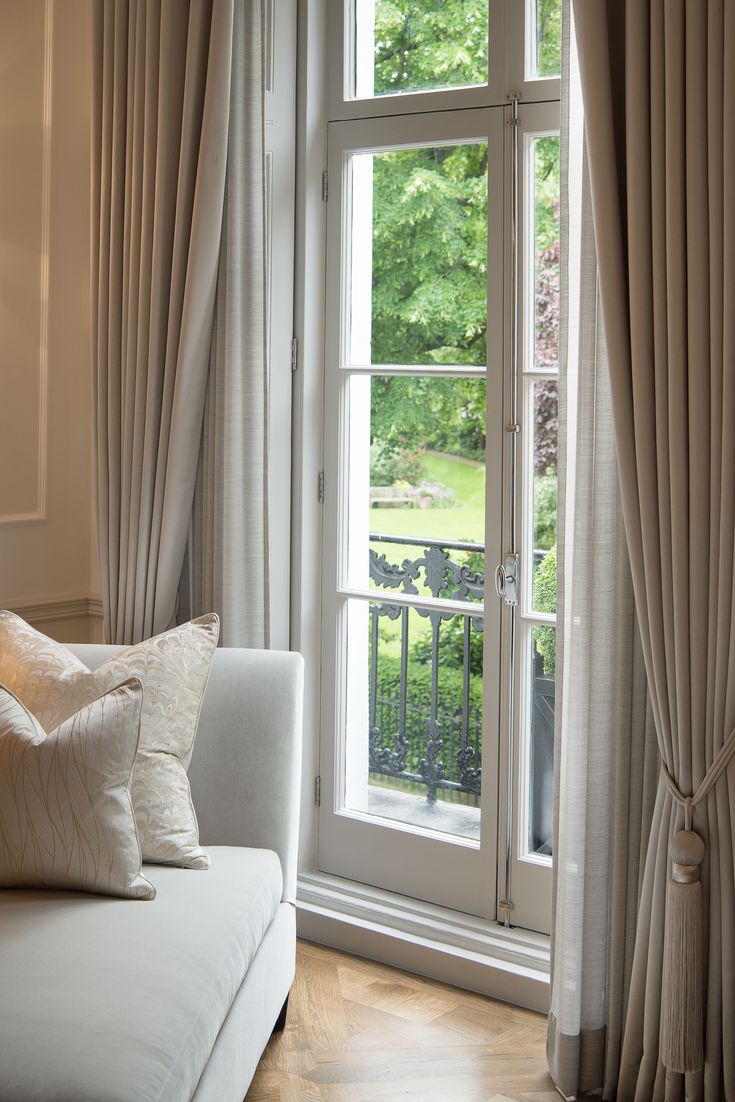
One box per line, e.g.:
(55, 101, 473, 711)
(658, 725, 735, 1074)
(660, 726, 735, 819)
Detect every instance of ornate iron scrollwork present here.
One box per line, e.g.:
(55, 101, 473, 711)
(456, 744, 482, 795)
(369, 551, 420, 594)
(419, 718, 446, 804)
(367, 537, 485, 804)
(370, 542, 484, 617)
(369, 725, 409, 775)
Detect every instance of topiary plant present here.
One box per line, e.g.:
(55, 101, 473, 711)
(533, 544, 557, 676)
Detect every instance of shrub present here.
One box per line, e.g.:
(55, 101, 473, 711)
(533, 544, 557, 676)
(534, 474, 557, 550)
(411, 615, 483, 676)
(416, 481, 456, 508)
(374, 651, 484, 722)
(370, 442, 426, 486)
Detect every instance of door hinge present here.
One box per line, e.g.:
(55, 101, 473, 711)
(321, 170, 328, 202)
(290, 337, 298, 372)
(315, 775, 321, 807)
(318, 471, 325, 503)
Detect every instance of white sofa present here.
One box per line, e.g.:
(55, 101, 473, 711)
(0, 645, 304, 1102)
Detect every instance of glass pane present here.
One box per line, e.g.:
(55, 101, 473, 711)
(534, 0, 562, 78)
(532, 135, 560, 370)
(349, 143, 488, 367)
(343, 374, 486, 588)
(529, 626, 555, 855)
(354, 0, 489, 98)
(343, 599, 483, 840)
(530, 379, 557, 611)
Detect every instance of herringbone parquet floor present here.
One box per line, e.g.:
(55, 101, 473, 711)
(246, 939, 559, 1102)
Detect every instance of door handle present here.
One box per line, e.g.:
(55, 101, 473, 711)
(495, 553, 519, 606)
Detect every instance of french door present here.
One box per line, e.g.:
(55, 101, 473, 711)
(320, 107, 504, 919)
(319, 94, 559, 934)
(318, 91, 559, 932)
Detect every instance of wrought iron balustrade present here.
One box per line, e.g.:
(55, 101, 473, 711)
(368, 534, 485, 804)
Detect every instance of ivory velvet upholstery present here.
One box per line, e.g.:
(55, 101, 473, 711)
(0, 644, 304, 1102)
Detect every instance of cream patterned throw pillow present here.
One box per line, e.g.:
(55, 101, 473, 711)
(0, 679, 154, 899)
(0, 612, 219, 869)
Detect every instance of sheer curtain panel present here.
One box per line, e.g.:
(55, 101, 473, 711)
(92, 0, 235, 644)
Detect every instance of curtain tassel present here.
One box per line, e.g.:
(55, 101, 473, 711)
(659, 730, 735, 1073)
(660, 816, 705, 1073)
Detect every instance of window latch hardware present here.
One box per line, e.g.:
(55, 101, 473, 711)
(494, 553, 519, 606)
(498, 899, 514, 927)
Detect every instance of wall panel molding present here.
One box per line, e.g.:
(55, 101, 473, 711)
(2, 594, 103, 645)
(0, 0, 51, 527)
(3, 595, 103, 625)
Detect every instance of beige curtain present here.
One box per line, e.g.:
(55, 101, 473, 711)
(179, 0, 269, 648)
(569, 1, 735, 1098)
(92, 0, 235, 644)
(547, 7, 659, 1097)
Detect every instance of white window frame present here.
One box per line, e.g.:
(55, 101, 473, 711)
(505, 104, 560, 930)
(326, 0, 560, 120)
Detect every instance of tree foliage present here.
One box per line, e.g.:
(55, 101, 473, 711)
(536, 0, 562, 77)
(371, 144, 488, 369)
(368, 7, 561, 470)
(374, 0, 488, 96)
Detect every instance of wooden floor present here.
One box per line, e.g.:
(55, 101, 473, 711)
(246, 940, 558, 1102)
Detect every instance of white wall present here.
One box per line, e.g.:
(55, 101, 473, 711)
(0, 0, 100, 642)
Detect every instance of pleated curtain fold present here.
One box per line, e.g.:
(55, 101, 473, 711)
(548, 9, 660, 1097)
(550, 1, 735, 1098)
(92, 0, 256, 645)
(178, 0, 269, 649)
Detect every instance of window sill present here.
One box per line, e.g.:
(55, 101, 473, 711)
(296, 870, 550, 1013)
(364, 785, 480, 841)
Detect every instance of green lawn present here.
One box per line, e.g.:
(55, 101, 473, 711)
(368, 452, 485, 661)
(368, 452, 485, 562)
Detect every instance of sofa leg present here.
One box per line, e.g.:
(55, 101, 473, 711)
(272, 993, 289, 1035)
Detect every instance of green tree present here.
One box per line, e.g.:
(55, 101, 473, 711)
(374, 0, 488, 96)
(536, 0, 562, 78)
(370, 376, 486, 461)
(368, 8, 562, 464)
(371, 144, 488, 369)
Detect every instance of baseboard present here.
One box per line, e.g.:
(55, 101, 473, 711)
(296, 871, 550, 1013)
(2, 594, 104, 642)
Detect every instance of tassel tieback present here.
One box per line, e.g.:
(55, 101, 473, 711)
(660, 731, 735, 1074)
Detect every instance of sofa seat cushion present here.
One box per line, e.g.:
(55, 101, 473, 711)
(0, 846, 282, 1102)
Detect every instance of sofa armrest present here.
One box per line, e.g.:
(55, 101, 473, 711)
(188, 648, 304, 903)
(67, 645, 304, 904)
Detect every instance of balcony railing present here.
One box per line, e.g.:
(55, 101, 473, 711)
(368, 534, 484, 804)
(367, 535, 557, 822)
